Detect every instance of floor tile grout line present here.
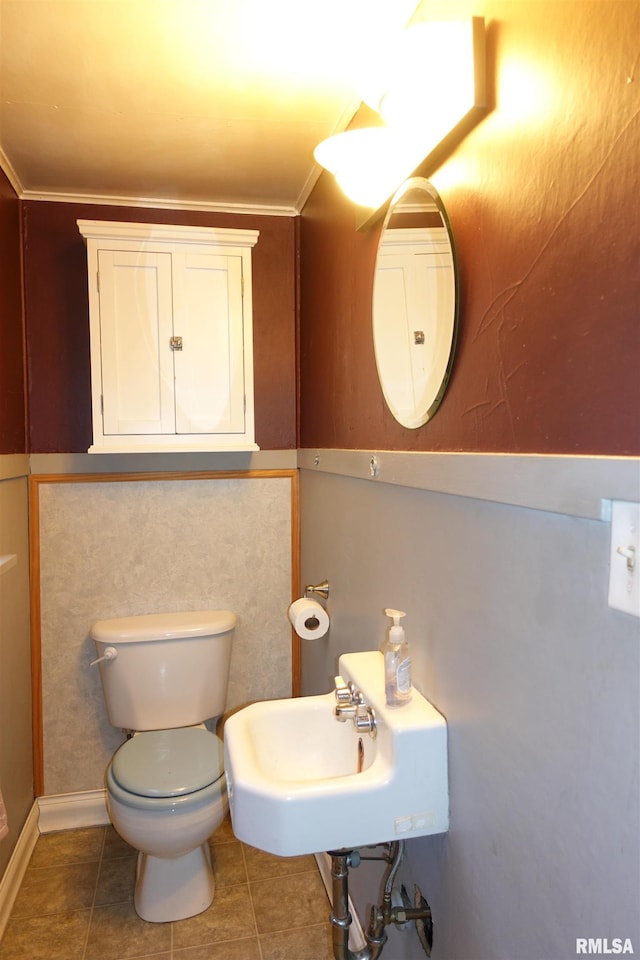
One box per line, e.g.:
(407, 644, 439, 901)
(82, 824, 106, 960)
(241, 842, 266, 960)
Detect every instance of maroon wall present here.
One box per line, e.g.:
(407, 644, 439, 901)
(0, 170, 26, 454)
(299, 0, 640, 455)
(22, 203, 298, 452)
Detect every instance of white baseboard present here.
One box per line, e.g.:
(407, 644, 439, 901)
(0, 802, 39, 940)
(37, 789, 109, 834)
(315, 851, 366, 952)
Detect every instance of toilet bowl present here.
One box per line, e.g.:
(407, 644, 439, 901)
(105, 727, 227, 922)
(90, 610, 236, 923)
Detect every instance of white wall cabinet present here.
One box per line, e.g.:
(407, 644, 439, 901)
(78, 220, 259, 452)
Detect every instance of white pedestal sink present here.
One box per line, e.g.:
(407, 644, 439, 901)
(223, 651, 449, 856)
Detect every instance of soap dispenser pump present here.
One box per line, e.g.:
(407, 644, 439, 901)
(381, 608, 412, 706)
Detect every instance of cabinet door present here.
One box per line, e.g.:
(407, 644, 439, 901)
(98, 250, 175, 435)
(171, 251, 246, 435)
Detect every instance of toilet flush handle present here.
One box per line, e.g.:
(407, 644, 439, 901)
(90, 646, 118, 666)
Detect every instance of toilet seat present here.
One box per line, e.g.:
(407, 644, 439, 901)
(107, 727, 226, 811)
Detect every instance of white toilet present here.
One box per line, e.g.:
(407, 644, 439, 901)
(90, 609, 236, 923)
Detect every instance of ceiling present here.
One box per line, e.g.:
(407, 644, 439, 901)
(0, 0, 420, 214)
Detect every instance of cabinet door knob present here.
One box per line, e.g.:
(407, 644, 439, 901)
(169, 336, 183, 351)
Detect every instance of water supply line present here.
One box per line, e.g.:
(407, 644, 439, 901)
(328, 840, 433, 960)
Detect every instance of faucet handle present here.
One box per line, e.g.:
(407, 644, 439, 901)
(354, 705, 377, 739)
(334, 703, 358, 722)
(334, 677, 363, 705)
(334, 676, 352, 703)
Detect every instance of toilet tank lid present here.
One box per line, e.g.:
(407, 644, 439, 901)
(90, 610, 236, 643)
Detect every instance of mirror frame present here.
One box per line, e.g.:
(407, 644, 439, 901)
(372, 177, 459, 429)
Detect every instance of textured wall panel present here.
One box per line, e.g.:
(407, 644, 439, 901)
(38, 475, 293, 794)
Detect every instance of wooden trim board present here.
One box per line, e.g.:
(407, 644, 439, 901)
(29, 469, 300, 796)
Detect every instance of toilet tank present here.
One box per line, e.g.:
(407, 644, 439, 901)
(90, 610, 236, 731)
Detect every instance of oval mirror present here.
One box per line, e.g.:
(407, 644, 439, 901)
(373, 177, 459, 429)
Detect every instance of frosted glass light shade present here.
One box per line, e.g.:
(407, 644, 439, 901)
(314, 127, 430, 210)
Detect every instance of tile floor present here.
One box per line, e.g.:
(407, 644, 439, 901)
(0, 818, 334, 960)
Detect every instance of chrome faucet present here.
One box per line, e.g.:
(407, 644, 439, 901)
(334, 676, 377, 738)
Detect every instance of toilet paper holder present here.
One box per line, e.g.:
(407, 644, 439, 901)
(304, 579, 330, 600)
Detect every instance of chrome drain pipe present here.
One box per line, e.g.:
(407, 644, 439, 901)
(328, 842, 404, 960)
(329, 848, 382, 960)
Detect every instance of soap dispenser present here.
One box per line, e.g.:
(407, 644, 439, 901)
(381, 608, 412, 706)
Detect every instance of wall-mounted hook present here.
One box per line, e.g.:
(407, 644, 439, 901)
(305, 579, 330, 600)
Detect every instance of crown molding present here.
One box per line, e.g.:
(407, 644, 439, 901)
(295, 164, 323, 215)
(295, 91, 362, 213)
(18, 188, 298, 217)
(0, 148, 300, 215)
(0, 149, 24, 197)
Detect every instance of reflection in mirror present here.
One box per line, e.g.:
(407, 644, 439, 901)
(373, 178, 458, 429)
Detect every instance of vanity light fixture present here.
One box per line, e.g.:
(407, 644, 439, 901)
(314, 125, 426, 209)
(314, 17, 485, 221)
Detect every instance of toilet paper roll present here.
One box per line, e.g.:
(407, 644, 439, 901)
(288, 597, 330, 640)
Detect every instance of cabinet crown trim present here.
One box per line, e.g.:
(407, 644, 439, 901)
(77, 220, 259, 248)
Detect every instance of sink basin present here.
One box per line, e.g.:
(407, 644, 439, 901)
(223, 651, 449, 856)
